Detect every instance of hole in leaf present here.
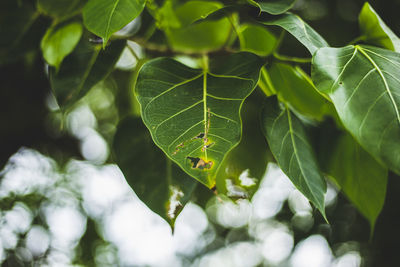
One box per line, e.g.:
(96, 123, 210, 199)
(187, 157, 213, 170)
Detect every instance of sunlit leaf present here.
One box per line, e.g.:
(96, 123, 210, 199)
(166, 1, 232, 52)
(359, 2, 400, 52)
(238, 24, 277, 56)
(312, 45, 400, 175)
(83, 0, 145, 45)
(136, 52, 263, 188)
(41, 22, 83, 69)
(326, 133, 387, 233)
(261, 96, 327, 218)
(113, 116, 197, 227)
(247, 0, 296, 15)
(37, 0, 86, 18)
(267, 62, 332, 121)
(258, 67, 277, 97)
(50, 37, 125, 107)
(259, 13, 329, 55)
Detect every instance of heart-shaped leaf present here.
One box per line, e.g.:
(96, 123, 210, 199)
(326, 133, 387, 233)
(113, 116, 197, 227)
(261, 96, 327, 218)
(83, 0, 145, 45)
(359, 2, 400, 52)
(50, 37, 125, 107)
(259, 13, 329, 55)
(312, 45, 400, 174)
(247, 0, 296, 15)
(136, 52, 263, 188)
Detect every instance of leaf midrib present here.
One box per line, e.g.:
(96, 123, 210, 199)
(105, 0, 120, 40)
(286, 108, 320, 207)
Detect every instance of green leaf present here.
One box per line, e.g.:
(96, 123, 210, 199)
(41, 22, 83, 69)
(238, 24, 277, 56)
(216, 92, 270, 197)
(247, 0, 296, 15)
(326, 133, 387, 233)
(312, 45, 400, 175)
(267, 62, 332, 121)
(259, 13, 329, 55)
(135, 52, 263, 188)
(359, 2, 400, 52)
(113, 116, 197, 227)
(166, 0, 232, 52)
(83, 0, 145, 45)
(261, 96, 327, 217)
(50, 37, 126, 107)
(37, 0, 86, 18)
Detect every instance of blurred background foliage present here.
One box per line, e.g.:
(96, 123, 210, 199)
(1, 0, 400, 266)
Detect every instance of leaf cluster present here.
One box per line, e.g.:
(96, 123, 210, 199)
(2, 0, 400, 235)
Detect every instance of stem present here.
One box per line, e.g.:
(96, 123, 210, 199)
(126, 44, 140, 61)
(348, 35, 366, 45)
(273, 52, 312, 64)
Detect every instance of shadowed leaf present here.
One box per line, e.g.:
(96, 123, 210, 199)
(261, 96, 327, 218)
(113, 116, 197, 227)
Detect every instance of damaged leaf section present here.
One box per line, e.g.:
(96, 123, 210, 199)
(187, 157, 213, 170)
(136, 52, 263, 187)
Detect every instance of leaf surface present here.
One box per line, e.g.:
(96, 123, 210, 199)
(261, 96, 326, 217)
(247, 0, 296, 15)
(41, 22, 83, 69)
(267, 62, 332, 121)
(113, 116, 197, 227)
(166, 1, 231, 52)
(37, 0, 86, 18)
(238, 24, 277, 56)
(359, 2, 400, 52)
(312, 45, 400, 174)
(50, 38, 125, 107)
(260, 13, 329, 55)
(326, 133, 387, 232)
(83, 0, 145, 44)
(136, 52, 263, 187)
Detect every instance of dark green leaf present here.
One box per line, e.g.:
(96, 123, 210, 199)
(238, 24, 277, 56)
(0, 0, 42, 63)
(50, 37, 125, 107)
(261, 96, 327, 217)
(166, 1, 232, 52)
(247, 0, 296, 15)
(83, 0, 145, 44)
(259, 13, 329, 55)
(359, 2, 400, 52)
(216, 92, 271, 197)
(113, 116, 197, 226)
(135, 52, 263, 188)
(41, 22, 83, 69)
(37, 0, 86, 18)
(312, 45, 400, 175)
(267, 62, 332, 121)
(326, 133, 387, 232)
